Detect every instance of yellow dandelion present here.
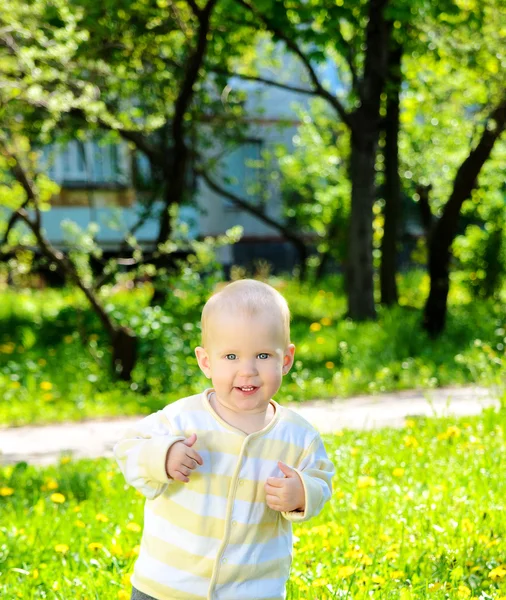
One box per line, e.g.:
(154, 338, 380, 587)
(121, 573, 132, 587)
(126, 522, 141, 533)
(42, 393, 53, 402)
(489, 566, 506, 581)
(357, 476, 376, 489)
(38, 358, 47, 366)
(404, 435, 419, 448)
(118, 592, 130, 600)
(461, 518, 474, 533)
(88, 542, 104, 551)
(337, 566, 355, 578)
(372, 574, 386, 585)
(310, 322, 322, 332)
(46, 479, 58, 490)
(50, 493, 66, 504)
(95, 513, 109, 523)
(72, 505, 82, 513)
(405, 419, 415, 428)
(312, 578, 329, 587)
(385, 550, 399, 561)
(316, 336, 325, 344)
(390, 571, 405, 579)
(0, 487, 14, 497)
(111, 543, 124, 557)
(54, 544, 69, 554)
(325, 361, 334, 369)
(344, 548, 362, 560)
(32, 569, 39, 579)
(40, 381, 52, 391)
(428, 582, 442, 592)
(10, 381, 21, 389)
(361, 554, 373, 566)
(75, 520, 86, 529)
(457, 585, 471, 598)
(320, 317, 332, 326)
(350, 447, 359, 456)
(392, 468, 405, 477)
(60, 456, 71, 465)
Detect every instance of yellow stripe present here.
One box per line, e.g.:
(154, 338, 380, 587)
(151, 496, 226, 539)
(143, 534, 216, 578)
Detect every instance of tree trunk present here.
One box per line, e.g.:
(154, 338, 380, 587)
(347, 127, 378, 319)
(423, 96, 506, 336)
(112, 326, 138, 381)
(345, 0, 391, 320)
(380, 40, 402, 306)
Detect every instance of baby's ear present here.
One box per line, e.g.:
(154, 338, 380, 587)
(195, 347, 212, 378)
(282, 344, 296, 375)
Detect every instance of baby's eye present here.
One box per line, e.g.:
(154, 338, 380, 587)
(257, 353, 270, 359)
(225, 354, 237, 360)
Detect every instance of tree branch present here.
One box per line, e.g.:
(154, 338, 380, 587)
(212, 67, 317, 96)
(198, 168, 307, 249)
(235, 0, 352, 129)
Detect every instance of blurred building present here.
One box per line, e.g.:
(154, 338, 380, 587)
(39, 54, 320, 273)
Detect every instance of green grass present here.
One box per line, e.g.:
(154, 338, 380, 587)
(1, 407, 505, 599)
(1, 271, 505, 426)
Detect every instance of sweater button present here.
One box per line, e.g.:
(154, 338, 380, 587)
(222, 557, 228, 564)
(231, 520, 237, 527)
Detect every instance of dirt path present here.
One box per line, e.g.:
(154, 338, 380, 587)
(0, 385, 500, 466)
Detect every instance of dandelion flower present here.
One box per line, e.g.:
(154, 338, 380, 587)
(390, 571, 405, 579)
(46, 479, 58, 490)
(457, 585, 471, 598)
(392, 468, 405, 477)
(88, 542, 104, 551)
(126, 522, 141, 533)
(489, 566, 506, 581)
(404, 435, 419, 448)
(320, 317, 332, 326)
(95, 513, 109, 523)
(0, 487, 14, 497)
(325, 361, 334, 369)
(357, 476, 376, 489)
(75, 520, 86, 529)
(118, 592, 130, 600)
(310, 322, 322, 332)
(54, 544, 69, 554)
(337, 566, 355, 578)
(50, 493, 66, 504)
(40, 381, 52, 391)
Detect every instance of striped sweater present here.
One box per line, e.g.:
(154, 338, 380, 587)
(114, 389, 334, 600)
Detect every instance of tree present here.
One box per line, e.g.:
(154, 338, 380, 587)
(231, 0, 391, 319)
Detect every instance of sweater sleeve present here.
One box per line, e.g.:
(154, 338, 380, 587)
(282, 434, 334, 523)
(114, 409, 186, 500)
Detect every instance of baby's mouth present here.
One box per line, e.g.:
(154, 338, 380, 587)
(235, 386, 259, 394)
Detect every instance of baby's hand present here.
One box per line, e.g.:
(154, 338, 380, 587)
(264, 462, 305, 513)
(166, 433, 203, 483)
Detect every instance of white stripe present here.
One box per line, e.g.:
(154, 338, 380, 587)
(169, 409, 223, 432)
(134, 550, 210, 596)
(225, 531, 292, 565)
(215, 576, 287, 599)
(143, 507, 221, 559)
(169, 487, 269, 524)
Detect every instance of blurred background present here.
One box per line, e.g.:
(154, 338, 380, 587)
(0, 0, 505, 426)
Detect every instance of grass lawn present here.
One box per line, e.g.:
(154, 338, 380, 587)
(1, 271, 505, 426)
(1, 406, 505, 599)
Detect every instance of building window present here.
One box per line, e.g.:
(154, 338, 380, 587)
(220, 140, 264, 208)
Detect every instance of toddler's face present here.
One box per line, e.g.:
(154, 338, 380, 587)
(195, 310, 295, 416)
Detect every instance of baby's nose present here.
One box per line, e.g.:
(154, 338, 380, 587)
(239, 360, 258, 375)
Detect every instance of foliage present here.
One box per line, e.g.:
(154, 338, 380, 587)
(0, 406, 505, 598)
(1, 272, 505, 426)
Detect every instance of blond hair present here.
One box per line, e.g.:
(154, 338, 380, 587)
(201, 279, 291, 347)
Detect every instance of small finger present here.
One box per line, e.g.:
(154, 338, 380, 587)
(266, 494, 280, 506)
(187, 451, 203, 466)
(177, 465, 191, 476)
(173, 471, 190, 483)
(266, 477, 284, 488)
(181, 458, 198, 470)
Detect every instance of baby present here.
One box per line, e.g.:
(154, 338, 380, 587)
(115, 279, 334, 600)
